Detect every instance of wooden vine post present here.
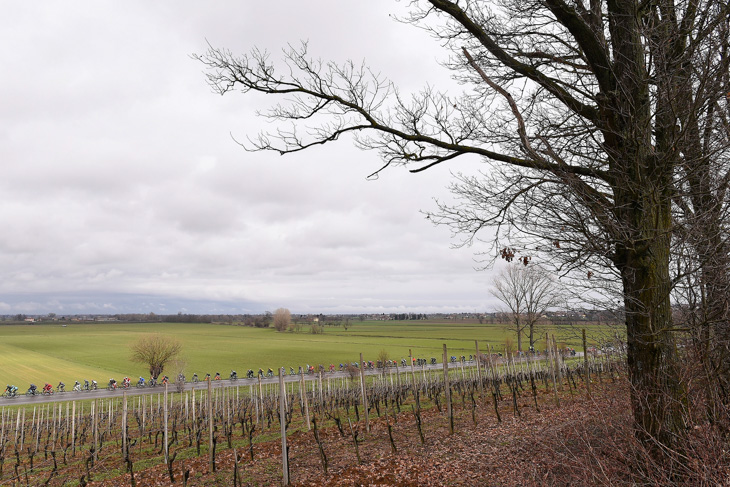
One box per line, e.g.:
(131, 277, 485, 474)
(93, 398, 99, 463)
(208, 377, 214, 473)
(359, 352, 370, 433)
(299, 371, 311, 430)
(583, 328, 590, 396)
(475, 340, 483, 391)
(122, 391, 128, 459)
(443, 343, 453, 434)
(547, 332, 560, 406)
(257, 376, 265, 433)
(409, 349, 417, 389)
(553, 334, 563, 388)
(164, 383, 169, 464)
(71, 401, 76, 455)
(278, 368, 289, 485)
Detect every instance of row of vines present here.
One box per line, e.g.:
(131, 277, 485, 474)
(0, 335, 622, 485)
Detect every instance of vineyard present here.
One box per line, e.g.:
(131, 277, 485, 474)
(0, 336, 624, 486)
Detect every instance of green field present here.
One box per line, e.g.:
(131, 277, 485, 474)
(0, 320, 618, 387)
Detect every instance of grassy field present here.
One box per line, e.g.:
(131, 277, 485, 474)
(0, 320, 619, 387)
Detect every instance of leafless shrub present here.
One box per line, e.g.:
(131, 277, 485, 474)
(272, 308, 291, 332)
(130, 334, 182, 380)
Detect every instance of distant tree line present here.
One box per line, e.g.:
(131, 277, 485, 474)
(390, 313, 428, 321)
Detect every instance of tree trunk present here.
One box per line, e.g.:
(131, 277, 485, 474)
(618, 214, 687, 450)
(605, 0, 687, 454)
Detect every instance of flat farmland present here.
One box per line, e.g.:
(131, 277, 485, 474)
(0, 320, 616, 387)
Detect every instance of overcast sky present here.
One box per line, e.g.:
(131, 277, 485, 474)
(0, 1, 503, 315)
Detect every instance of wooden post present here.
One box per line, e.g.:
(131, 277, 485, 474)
(0, 408, 4, 448)
(13, 408, 20, 446)
(258, 376, 264, 432)
(443, 344, 454, 434)
(71, 401, 76, 455)
(34, 407, 41, 453)
(122, 392, 128, 459)
(359, 352, 370, 433)
(299, 372, 310, 430)
(20, 408, 25, 450)
(318, 370, 323, 406)
(164, 383, 169, 464)
(475, 340, 483, 391)
(547, 332, 560, 406)
(93, 399, 99, 463)
(279, 369, 289, 485)
(409, 349, 417, 390)
(582, 328, 590, 396)
(208, 378, 214, 473)
(553, 334, 563, 388)
(52, 402, 57, 448)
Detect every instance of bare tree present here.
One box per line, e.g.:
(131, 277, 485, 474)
(492, 267, 526, 353)
(130, 334, 182, 380)
(194, 0, 730, 455)
(376, 349, 390, 375)
(272, 308, 291, 332)
(492, 264, 558, 352)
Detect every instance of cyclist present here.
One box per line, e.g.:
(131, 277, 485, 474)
(137, 377, 145, 387)
(4, 385, 17, 397)
(91, 380, 98, 390)
(290, 366, 295, 375)
(230, 370, 237, 380)
(108, 378, 117, 390)
(73, 381, 82, 392)
(122, 377, 131, 389)
(28, 383, 38, 395)
(267, 368, 274, 377)
(57, 381, 65, 393)
(43, 383, 53, 395)
(204, 373, 211, 381)
(162, 375, 169, 385)
(149, 376, 157, 387)
(192, 373, 199, 382)
(214, 372, 221, 380)
(247, 369, 254, 379)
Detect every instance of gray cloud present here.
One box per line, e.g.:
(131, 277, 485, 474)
(0, 1, 499, 315)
